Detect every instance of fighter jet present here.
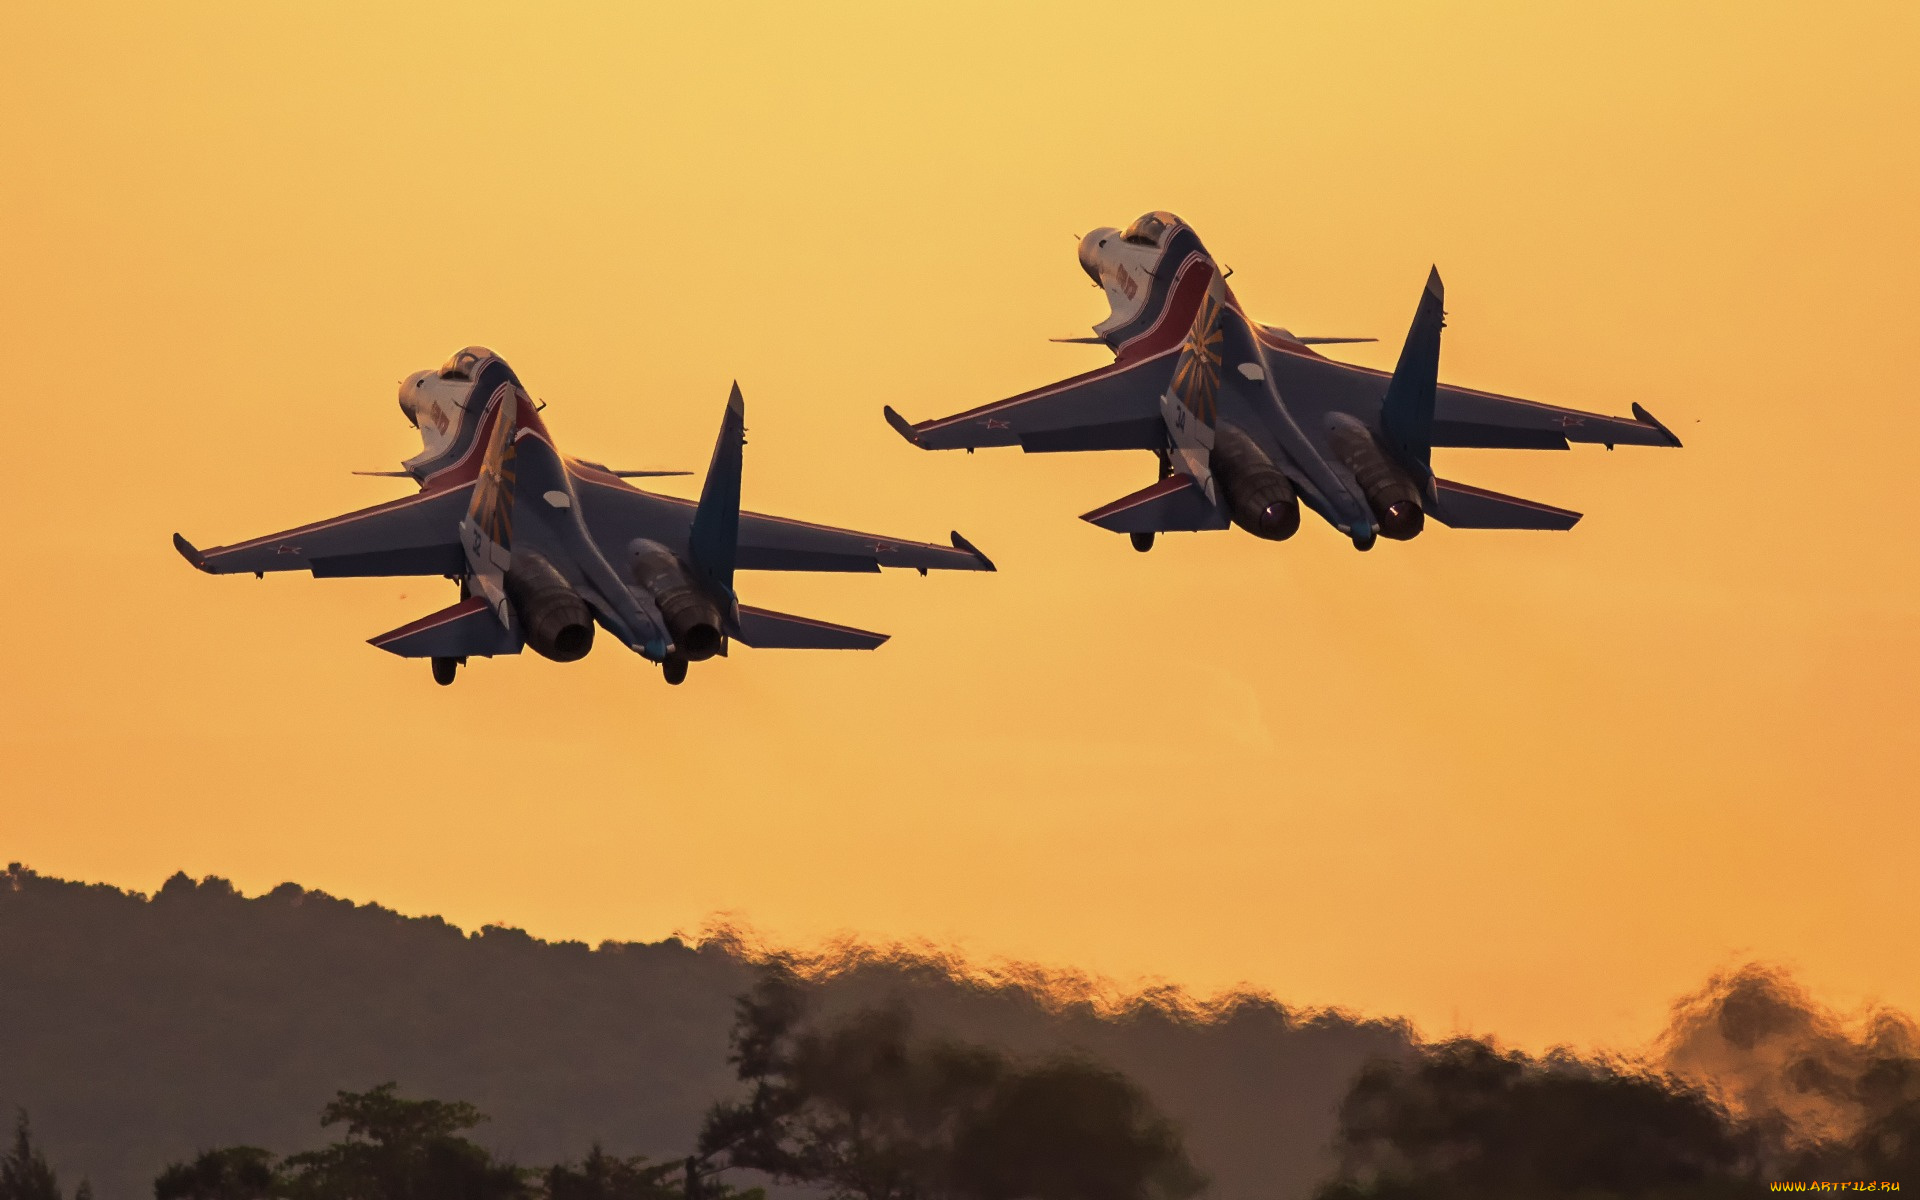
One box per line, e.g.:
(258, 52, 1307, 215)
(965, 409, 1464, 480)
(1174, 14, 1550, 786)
(174, 347, 994, 686)
(884, 211, 1681, 552)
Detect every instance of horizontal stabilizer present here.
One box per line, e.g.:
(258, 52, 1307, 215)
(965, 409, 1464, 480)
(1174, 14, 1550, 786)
(1429, 479, 1581, 531)
(369, 597, 523, 658)
(1080, 474, 1228, 534)
(734, 605, 888, 651)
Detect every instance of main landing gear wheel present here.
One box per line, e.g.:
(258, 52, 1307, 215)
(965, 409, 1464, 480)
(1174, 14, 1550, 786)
(431, 657, 459, 686)
(663, 656, 688, 686)
(1130, 531, 1156, 553)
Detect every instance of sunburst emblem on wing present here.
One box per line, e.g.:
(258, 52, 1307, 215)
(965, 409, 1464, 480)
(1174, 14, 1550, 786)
(1171, 283, 1226, 427)
(468, 391, 519, 549)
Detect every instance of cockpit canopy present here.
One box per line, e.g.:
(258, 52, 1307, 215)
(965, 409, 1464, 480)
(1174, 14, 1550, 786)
(1121, 211, 1180, 247)
(438, 346, 494, 381)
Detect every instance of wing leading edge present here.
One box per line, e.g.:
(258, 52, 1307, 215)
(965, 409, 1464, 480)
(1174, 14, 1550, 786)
(885, 352, 1175, 454)
(174, 484, 475, 578)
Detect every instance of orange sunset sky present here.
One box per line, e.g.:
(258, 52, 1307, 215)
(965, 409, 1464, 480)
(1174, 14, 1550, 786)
(3, 2, 1915, 1053)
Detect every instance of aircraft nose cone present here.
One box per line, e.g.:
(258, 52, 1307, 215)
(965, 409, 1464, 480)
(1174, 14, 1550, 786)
(397, 370, 429, 427)
(1078, 227, 1118, 282)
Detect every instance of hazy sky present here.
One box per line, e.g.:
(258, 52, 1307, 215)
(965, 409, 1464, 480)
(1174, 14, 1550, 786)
(3, 1, 1915, 1053)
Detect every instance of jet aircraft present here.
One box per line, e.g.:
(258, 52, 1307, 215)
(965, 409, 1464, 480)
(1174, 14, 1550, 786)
(175, 347, 994, 685)
(884, 211, 1681, 552)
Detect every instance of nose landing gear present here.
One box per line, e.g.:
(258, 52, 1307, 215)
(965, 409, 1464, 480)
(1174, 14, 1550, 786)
(1129, 531, 1156, 553)
(663, 656, 688, 686)
(431, 657, 460, 686)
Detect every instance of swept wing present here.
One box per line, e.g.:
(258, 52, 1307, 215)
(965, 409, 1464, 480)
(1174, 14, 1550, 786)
(173, 485, 474, 578)
(883, 354, 1174, 454)
(887, 343, 1675, 464)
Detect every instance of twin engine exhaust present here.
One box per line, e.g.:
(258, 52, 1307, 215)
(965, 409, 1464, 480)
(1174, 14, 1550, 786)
(1211, 418, 1426, 543)
(497, 544, 730, 666)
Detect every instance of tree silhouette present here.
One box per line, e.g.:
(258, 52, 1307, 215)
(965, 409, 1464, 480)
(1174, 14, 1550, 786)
(541, 1145, 680, 1200)
(151, 1085, 535, 1200)
(153, 1147, 278, 1200)
(151, 1087, 776, 1200)
(700, 969, 1205, 1200)
(948, 1058, 1206, 1200)
(277, 1084, 529, 1200)
(1315, 1038, 1758, 1199)
(0, 1113, 66, 1200)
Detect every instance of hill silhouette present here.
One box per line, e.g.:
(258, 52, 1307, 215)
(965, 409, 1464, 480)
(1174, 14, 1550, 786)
(0, 865, 1413, 1200)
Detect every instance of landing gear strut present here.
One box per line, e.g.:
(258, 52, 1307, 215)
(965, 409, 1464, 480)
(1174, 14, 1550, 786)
(431, 657, 460, 686)
(663, 656, 688, 686)
(1130, 531, 1156, 553)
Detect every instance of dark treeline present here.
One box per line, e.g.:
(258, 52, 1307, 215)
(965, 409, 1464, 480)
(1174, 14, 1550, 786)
(7, 969, 1207, 1200)
(7, 1082, 742, 1200)
(700, 968, 1205, 1200)
(1309, 964, 1920, 1198)
(151, 1083, 759, 1200)
(8, 865, 1916, 1199)
(4, 1112, 90, 1200)
(0, 865, 1407, 1199)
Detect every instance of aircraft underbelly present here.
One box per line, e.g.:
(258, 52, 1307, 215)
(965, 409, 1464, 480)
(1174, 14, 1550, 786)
(553, 512, 665, 654)
(1237, 368, 1372, 533)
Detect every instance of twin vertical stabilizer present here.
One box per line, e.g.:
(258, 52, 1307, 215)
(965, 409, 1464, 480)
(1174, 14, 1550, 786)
(690, 383, 745, 592)
(1379, 268, 1589, 530)
(1380, 266, 1444, 486)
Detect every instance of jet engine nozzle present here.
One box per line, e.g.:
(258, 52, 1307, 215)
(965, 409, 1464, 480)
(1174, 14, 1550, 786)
(629, 540, 725, 662)
(502, 552, 596, 662)
(1326, 414, 1424, 541)
(1078, 227, 1120, 283)
(1212, 425, 1301, 541)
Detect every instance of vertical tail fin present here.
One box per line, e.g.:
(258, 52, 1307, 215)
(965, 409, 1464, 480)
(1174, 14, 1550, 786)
(689, 382, 745, 590)
(1380, 266, 1444, 485)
